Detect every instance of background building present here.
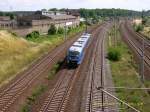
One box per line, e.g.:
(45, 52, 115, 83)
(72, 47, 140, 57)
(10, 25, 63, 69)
(0, 11, 80, 36)
(0, 16, 16, 29)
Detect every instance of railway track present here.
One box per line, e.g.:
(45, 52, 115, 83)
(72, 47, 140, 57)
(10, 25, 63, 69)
(38, 24, 108, 112)
(120, 22, 150, 68)
(85, 24, 111, 112)
(125, 22, 150, 54)
(39, 68, 79, 112)
(0, 26, 99, 112)
(135, 33, 150, 47)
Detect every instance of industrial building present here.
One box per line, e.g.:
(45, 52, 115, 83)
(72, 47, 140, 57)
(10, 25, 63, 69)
(0, 16, 16, 29)
(0, 11, 80, 36)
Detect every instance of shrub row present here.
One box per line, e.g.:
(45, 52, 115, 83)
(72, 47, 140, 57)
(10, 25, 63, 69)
(26, 31, 40, 38)
(26, 23, 80, 38)
(133, 24, 144, 32)
(108, 47, 121, 61)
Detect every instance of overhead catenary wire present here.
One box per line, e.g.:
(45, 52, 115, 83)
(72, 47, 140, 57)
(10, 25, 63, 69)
(105, 87, 150, 90)
(101, 89, 141, 112)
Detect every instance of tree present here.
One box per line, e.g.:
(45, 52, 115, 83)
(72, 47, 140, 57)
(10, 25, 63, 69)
(57, 27, 64, 34)
(108, 47, 121, 61)
(142, 17, 147, 25)
(10, 14, 14, 20)
(0, 12, 4, 16)
(41, 9, 47, 12)
(49, 8, 58, 11)
(79, 22, 84, 26)
(26, 31, 40, 38)
(135, 24, 144, 32)
(67, 27, 72, 33)
(79, 8, 142, 18)
(48, 24, 57, 35)
(59, 8, 66, 11)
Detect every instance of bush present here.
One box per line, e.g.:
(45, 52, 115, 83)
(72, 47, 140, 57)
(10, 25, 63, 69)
(57, 27, 64, 34)
(48, 24, 57, 35)
(142, 17, 148, 25)
(79, 22, 84, 26)
(134, 24, 144, 32)
(108, 47, 121, 61)
(26, 31, 39, 39)
(67, 27, 72, 33)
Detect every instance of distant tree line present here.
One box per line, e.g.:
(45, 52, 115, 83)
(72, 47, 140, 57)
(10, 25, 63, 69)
(2, 8, 150, 21)
(0, 12, 15, 19)
(47, 8, 147, 18)
(79, 8, 142, 18)
(42, 8, 66, 12)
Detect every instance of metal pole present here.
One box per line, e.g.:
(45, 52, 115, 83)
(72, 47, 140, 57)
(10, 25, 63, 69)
(102, 89, 140, 112)
(113, 10, 116, 46)
(106, 87, 150, 90)
(64, 22, 67, 41)
(141, 38, 145, 83)
(86, 17, 88, 33)
(85, 10, 88, 33)
(115, 18, 117, 46)
(102, 87, 104, 111)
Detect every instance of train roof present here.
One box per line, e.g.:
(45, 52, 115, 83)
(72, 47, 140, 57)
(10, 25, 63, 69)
(73, 42, 83, 47)
(69, 45, 83, 53)
(68, 34, 91, 53)
(81, 35, 90, 38)
(83, 33, 91, 36)
(77, 38, 86, 43)
(69, 40, 85, 53)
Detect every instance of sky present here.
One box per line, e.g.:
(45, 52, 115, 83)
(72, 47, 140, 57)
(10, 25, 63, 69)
(0, 0, 149, 11)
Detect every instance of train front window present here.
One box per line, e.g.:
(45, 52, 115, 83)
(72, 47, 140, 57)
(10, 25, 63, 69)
(69, 51, 79, 56)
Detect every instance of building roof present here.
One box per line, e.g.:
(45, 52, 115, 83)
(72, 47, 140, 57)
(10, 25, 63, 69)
(17, 14, 49, 21)
(45, 15, 76, 20)
(17, 12, 77, 22)
(14, 11, 36, 17)
(0, 16, 10, 21)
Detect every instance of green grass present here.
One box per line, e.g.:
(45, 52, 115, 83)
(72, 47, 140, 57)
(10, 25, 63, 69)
(21, 61, 63, 112)
(108, 47, 121, 61)
(141, 27, 150, 40)
(110, 43, 150, 112)
(27, 26, 85, 43)
(0, 30, 45, 86)
(108, 26, 150, 112)
(0, 26, 85, 86)
(21, 85, 47, 112)
(47, 61, 63, 80)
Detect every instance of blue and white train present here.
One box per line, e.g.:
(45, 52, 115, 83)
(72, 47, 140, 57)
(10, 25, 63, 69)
(67, 33, 91, 65)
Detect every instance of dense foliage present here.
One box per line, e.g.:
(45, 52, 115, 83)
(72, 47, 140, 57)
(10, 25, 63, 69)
(48, 24, 57, 35)
(108, 47, 121, 61)
(46, 8, 144, 18)
(79, 8, 142, 18)
(79, 22, 84, 26)
(57, 27, 64, 34)
(26, 31, 40, 38)
(133, 24, 144, 32)
(0, 12, 15, 19)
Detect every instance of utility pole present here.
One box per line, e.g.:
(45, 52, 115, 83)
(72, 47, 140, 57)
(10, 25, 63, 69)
(140, 10, 145, 83)
(85, 13, 88, 33)
(115, 14, 117, 46)
(64, 23, 67, 41)
(84, 10, 89, 33)
(140, 38, 145, 83)
(113, 10, 116, 46)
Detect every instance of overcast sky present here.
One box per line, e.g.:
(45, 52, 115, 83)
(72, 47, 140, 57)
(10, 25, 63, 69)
(0, 0, 149, 11)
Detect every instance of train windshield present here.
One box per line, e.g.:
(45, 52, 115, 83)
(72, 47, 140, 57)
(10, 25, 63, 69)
(69, 51, 80, 56)
(72, 45, 82, 47)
